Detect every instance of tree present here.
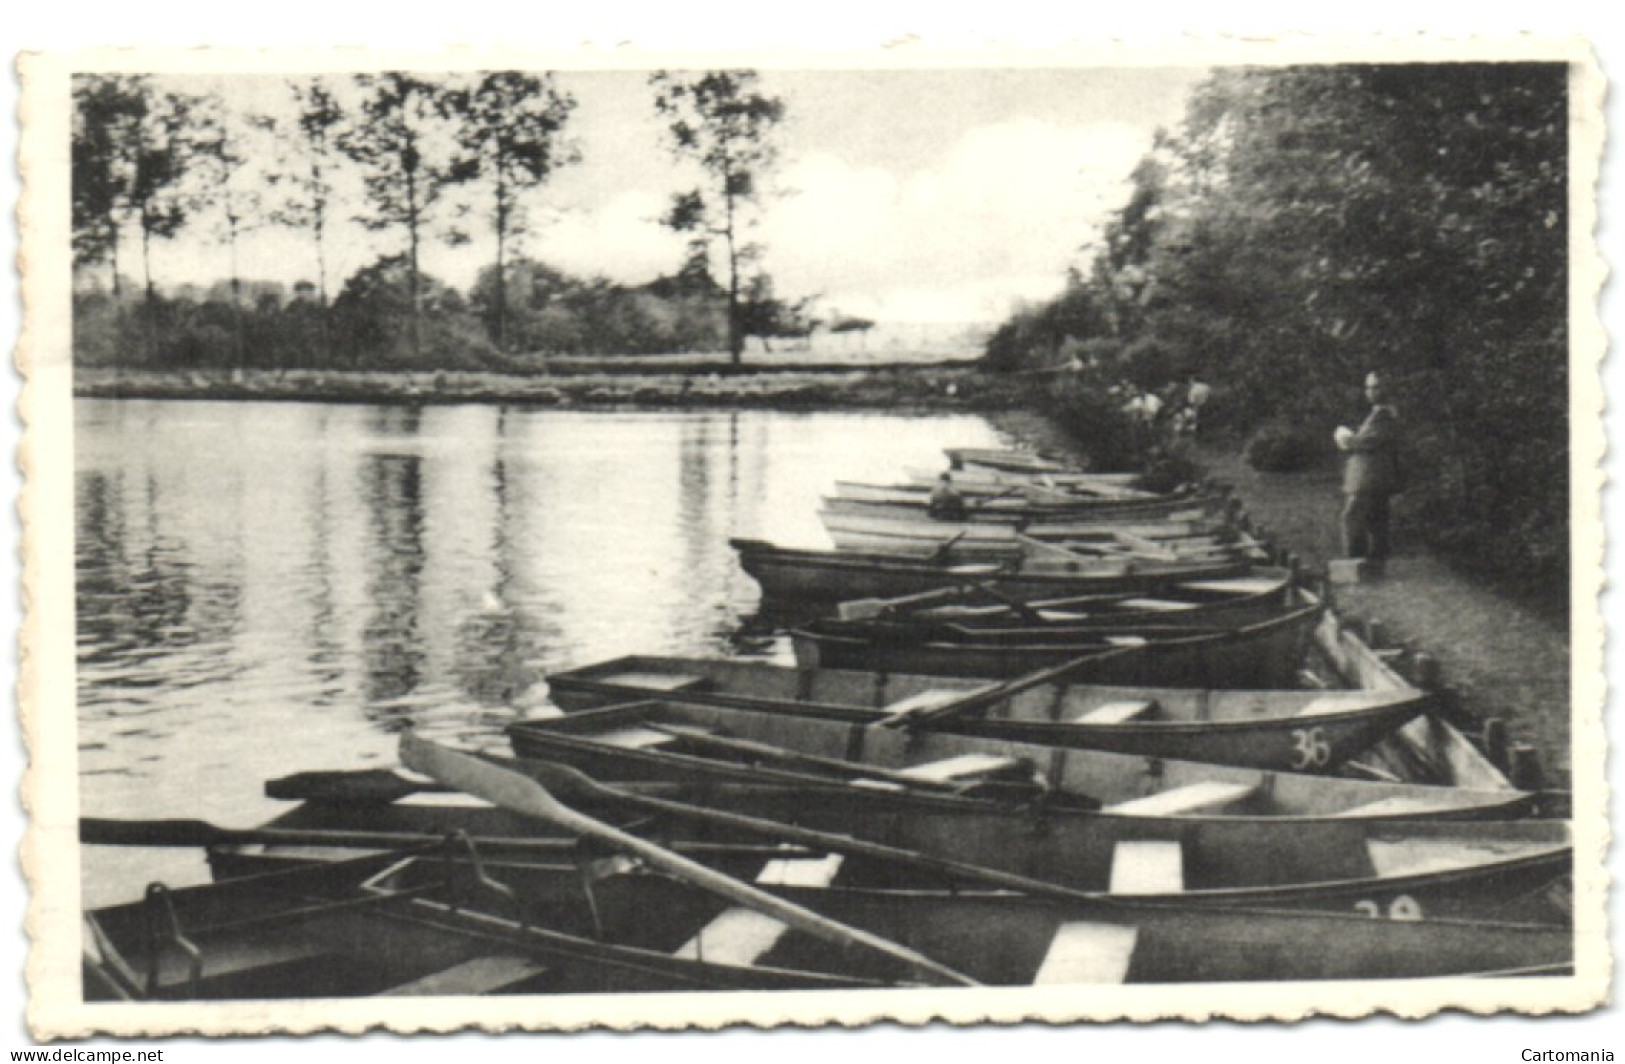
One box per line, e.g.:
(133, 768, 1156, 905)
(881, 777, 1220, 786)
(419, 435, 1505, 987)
(1035, 62, 1569, 577)
(737, 275, 818, 353)
(452, 72, 577, 353)
(80, 82, 213, 364)
(828, 314, 876, 350)
(71, 74, 149, 297)
(650, 70, 786, 365)
(339, 73, 475, 360)
(264, 77, 346, 366)
(194, 97, 274, 369)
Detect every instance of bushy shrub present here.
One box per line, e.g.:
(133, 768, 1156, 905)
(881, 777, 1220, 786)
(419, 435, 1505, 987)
(1244, 422, 1325, 473)
(1040, 378, 1149, 471)
(1142, 449, 1202, 493)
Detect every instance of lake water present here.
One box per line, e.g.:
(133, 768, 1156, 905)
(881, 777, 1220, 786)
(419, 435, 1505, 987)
(74, 399, 1012, 904)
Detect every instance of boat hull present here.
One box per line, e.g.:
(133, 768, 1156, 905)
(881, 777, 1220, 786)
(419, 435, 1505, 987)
(790, 599, 1324, 688)
(218, 786, 1572, 925)
(543, 653, 1425, 774)
(730, 538, 1252, 602)
(506, 700, 1535, 821)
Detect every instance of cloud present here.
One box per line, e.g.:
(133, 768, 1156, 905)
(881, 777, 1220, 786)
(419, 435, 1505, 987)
(523, 190, 690, 282)
(759, 117, 1150, 322)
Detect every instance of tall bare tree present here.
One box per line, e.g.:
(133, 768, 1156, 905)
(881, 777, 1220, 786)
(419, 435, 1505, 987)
(650, 70, 785, 365)
(339, 73, 473, 361)
(452, 72, 578, 353)
(263, 77, 345, 365)
(194, 97, 273, 369)
(71, 74, 149, 298)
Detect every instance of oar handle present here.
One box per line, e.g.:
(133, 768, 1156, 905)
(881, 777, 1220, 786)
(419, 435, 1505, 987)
(82, 818, 222, 848)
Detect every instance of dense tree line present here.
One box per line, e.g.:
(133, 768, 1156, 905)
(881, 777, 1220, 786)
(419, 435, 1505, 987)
(988, 64, 1569, 581)
(71, 70, 801, 370)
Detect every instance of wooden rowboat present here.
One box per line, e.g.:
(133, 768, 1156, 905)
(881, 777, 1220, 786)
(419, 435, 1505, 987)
(838, 480, 1166, 510)
(829, 484, 1212, 520)
(82, 850, 888, 999)
(90, 834, 1568, 995)
(1309, 609, 1540, 798)
(817, 507, 1246, 556)
(834, 570, 1297, 628)
(944, 447, 1079, 474)
(541, 653, 1427, 774)
(505, 699, 1535, 821)
(342, 855, 1581, 983)
(790, 592, 1325, 687)
(729, 538, 1252, 603)
(176, 768, 1570, 925)
(907, 466, 1159, 498)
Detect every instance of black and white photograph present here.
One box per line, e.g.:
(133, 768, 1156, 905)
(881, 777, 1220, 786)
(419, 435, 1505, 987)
(11, 32, 1609, 1042)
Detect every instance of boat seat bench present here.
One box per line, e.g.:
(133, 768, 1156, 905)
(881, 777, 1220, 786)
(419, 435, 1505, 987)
(595, 726, 683, 751)
(1104, 780, 1258, 816)
(1072, 699, 1156, 725)
(881, 689, 973, 716)
(380, 954, 549, 996)
(896, 754, 1028, 783)
(1032, 922, 1139, 985)
(1108, 840, 1185, 894)
(597, 671, 713, 695)
(672, 856, 846, 966)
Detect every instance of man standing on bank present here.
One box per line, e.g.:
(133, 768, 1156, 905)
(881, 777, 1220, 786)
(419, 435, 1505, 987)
(1334, 371, 1403, 568)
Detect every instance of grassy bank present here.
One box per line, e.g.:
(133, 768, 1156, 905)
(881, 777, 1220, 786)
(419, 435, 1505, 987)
(73, 364, 1032, 412)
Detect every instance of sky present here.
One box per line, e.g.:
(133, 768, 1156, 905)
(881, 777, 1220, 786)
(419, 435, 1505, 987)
(130, 67, 1207, 325)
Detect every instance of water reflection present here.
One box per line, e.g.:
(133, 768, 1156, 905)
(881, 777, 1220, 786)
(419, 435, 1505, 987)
(360, 453, 427, 706)
(75, 399, 1010, 903)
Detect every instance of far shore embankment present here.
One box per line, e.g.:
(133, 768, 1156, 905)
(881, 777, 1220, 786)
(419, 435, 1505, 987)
(72, 358, 1046, 412)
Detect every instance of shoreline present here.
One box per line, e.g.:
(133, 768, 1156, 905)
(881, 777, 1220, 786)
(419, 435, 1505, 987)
(71, 363, 1035, 412)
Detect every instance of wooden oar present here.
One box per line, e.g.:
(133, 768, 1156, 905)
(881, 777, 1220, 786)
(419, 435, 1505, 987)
(399, 732, 978, 988)
(924, 530, 967, 563)
(80, 817, 818, 862)
(962, 485, 1023, 512)
(508, 758, 1117, 906)
(836, 586, 967, 622)
(945, 578, 1047, 624)
(640, 722, 1037, 794)
(1017, 533, 1120, 565)
(874, 645, 1139, 730)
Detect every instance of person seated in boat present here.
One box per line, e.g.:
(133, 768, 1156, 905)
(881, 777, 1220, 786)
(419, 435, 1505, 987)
(927, 472, 967, 521)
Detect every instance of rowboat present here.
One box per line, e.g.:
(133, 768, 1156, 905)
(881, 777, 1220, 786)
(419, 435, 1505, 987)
(817, 507, 1249, 556)
(506, 699, 1535, 820)
(404, 736, 1565, 986)
(829, 483, 1213, 520)
(1309, 609, 1537, 797)
(790, 592, 1325, 686)
(832, 569, 1297, 628)
(538, 651, 1426, 773)
(839, 479, 1167, 509)
(729, 538, 1253, 603)
(907, 466, 1162, 498)
(185, 767, 1570, 925)
(82, 849, 889, 998)
(944, 447, 1079, 474)
(91, 827, 1568, 995)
